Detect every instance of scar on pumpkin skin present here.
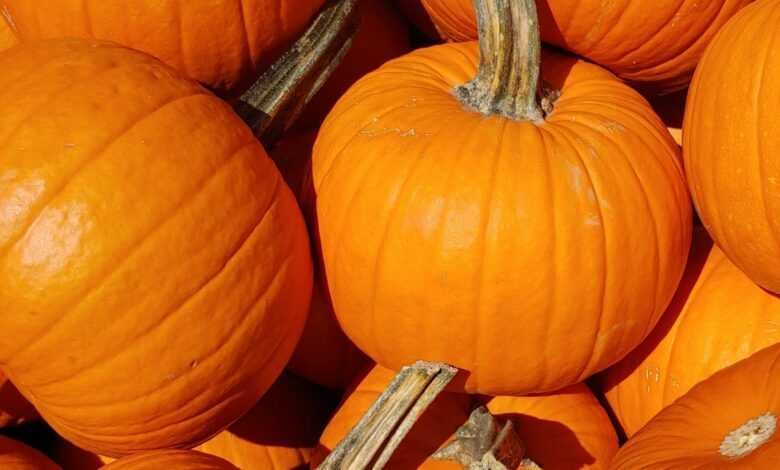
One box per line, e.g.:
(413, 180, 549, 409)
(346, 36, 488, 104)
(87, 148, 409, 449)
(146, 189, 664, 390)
(719, 412, 777, 459)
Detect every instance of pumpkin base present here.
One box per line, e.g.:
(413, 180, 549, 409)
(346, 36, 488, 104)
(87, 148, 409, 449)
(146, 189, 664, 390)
(719, 412, 777, 459)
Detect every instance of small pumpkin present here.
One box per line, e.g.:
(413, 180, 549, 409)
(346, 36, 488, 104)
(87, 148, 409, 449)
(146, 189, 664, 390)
(610, 343, 780, 468)
(599, 228, 780, 438)
(0, 435, 61, 470)
(0, 371, 37, 428)
(101, 450, 237, 470)
(418, 0, 753, 92)
(0, 0, 327, 95)
(684, 0, 780, 293)
(0, 39, 312, 456)
(312, 0, 692, 394)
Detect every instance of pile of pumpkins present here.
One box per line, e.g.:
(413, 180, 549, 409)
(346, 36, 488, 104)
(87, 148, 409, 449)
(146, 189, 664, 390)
(0, 0, 778, 468)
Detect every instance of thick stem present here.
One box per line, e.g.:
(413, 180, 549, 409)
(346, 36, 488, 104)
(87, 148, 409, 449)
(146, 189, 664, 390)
(233, 0, 360, 148)
(455, 0, 544, 122)
(316, 361, 458, 470)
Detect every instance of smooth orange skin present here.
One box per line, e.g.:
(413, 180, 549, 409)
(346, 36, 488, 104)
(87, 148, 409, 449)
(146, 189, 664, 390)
(419, 0, 753, 92)
(0, 0, 325, 96)
(599, 227, 780, 438)
(610, 343, 780, 468)
(0, 371, 37, 428)
(312, 43, 692, 395)
(0, 40, 312, 456)
(272, 132, 372, 390)
(0, 436, 61, 470)
(101, 450, 237, 470)
(684, 0, 780, 293)
(295, 0, 411, 130)
(313, 366, 618, 469)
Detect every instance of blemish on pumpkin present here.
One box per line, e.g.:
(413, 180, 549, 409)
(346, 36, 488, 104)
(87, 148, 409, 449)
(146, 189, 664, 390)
(720, 412, 777, 459)
(601, 121, 625, 134)
(190, 360, 199, 369)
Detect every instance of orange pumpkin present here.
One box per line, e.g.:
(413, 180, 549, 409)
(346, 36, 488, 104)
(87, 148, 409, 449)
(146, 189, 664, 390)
(101, 450, 237, 470)
(610, 343, 780, 468)
(647, 89, 687, 147)
(0, 371, 37, 428)
(418, 0, 753, 92)
(599, 227, 780, 438)
(0, 436, 61, 470)
(0, 0, 326, 95)
(295, 0, 412, 129)
(684, 0, 780, 293)
(314, 366, 618, 469)
(0, 39, 312, 456)
(312, 0, 692, 395)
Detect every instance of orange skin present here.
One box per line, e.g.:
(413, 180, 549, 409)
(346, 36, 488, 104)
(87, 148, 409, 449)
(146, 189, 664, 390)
(0, 39, 312, 456)
(313, 366, 618, 469)
(685, 0, 780, 294)
(272, 132, 372, 390)
(312, 43, 692, 395)
(0, 11, 18, 52)
(610, 343, 780, 468)
(101, 450, 237, 469)
(0, 436, 61, 470)
(0, 0, 325, 96)
(0, 371, 37, 428)
(418, 0, 753, 92)
(600, 228, 780, 438)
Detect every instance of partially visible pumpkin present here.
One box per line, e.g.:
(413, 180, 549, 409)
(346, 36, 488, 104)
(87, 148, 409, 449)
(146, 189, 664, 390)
(599, 227, 780, 437)
(0, 0, 327, 96)
(418, 0, 754, 92)
(101, 450, 237, 470)
(684, 0, 780, 293)
(0, 371, 37, 428)
(647, 89, 687, 147)
(0, 39, 312, 456)
(610, 343, 780, 468)
(0, 435, 61, 470)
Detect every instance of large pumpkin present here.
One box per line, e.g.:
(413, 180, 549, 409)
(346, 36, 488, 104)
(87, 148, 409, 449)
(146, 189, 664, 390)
(0, 371, 37, 428)
(0, 39, 312, 456)
(599, 228, 780, 437)
(313, 365, 618, 469)
(101, 450, 237, 470)
(0, 0, 326, 95)
(610, 343, 780, 468)
(684, 0, 780, 293)
(418, 0, 753, 92)
(312, 0, 692, 394)
(0, 436, 61, 470)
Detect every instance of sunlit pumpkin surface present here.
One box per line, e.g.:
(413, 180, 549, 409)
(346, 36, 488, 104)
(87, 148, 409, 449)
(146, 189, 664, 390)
(101, 450, 237, 469)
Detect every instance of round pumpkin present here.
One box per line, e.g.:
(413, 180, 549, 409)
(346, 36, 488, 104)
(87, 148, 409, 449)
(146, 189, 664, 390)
(294, 0, 412, 130)
(312, 0, 692, 395)
(0, 371, 37, 428)
(101, 450, 237, 470)
(0, 436, 61, 470)
(0, 39, 312, 456)
(610, 343, 780, 468)
(313, 365, 618, 469)
(0, 0, 326, 95)
(418, 0, 753, 92)
(684, 0, 780, 293)
(599, 227, 780, 437)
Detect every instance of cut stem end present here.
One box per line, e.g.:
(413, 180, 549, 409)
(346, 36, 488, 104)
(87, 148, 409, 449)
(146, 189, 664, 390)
(719, 412, 777, 459)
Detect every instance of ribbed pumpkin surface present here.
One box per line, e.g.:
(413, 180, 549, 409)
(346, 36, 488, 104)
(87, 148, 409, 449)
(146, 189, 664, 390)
(102, 450, 237, 469)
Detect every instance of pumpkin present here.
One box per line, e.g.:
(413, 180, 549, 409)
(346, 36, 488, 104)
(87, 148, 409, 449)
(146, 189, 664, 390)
(0, 0, 326, 96)
(0, 39, 312, 456)
(311, 0, 692, 394)
(418, 0, 753, 92)
(684, 0, 780, 293)
(0, 371, 37, 428)
(610, 343, 780, 468)
(313, 365, 618, 469)
(599, 227, 780, 438)
(294, 0, 412, 130)
(0, 436, 61, 470)
(0, 10, 18, 52)
(647, 89, 687, 147)
(101, 450, 237, 470)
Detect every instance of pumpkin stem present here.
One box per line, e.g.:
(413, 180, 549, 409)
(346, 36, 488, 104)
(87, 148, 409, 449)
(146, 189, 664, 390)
(719, 412, 777, 459)
(317, 361, 458, 470)
(233, 0, 360, 148)
(455, 0, 546, 122)
(432, 406, 542, 470)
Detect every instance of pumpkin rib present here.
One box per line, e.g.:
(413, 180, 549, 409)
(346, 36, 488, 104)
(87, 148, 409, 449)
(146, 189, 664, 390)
(22, 163, 280, 391)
